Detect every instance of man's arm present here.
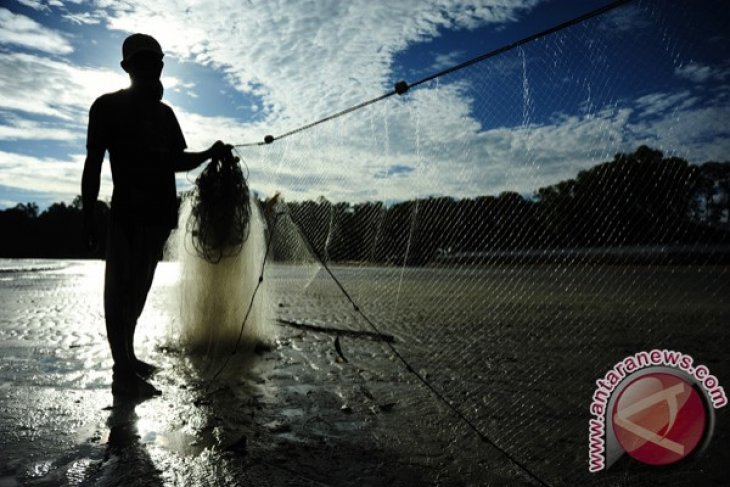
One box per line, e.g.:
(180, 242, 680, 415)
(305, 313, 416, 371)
(175, 149, 214, 172)
(81, 146, 104, 249)
(82, 148, 104, 209)
(174, 141, 230, 172)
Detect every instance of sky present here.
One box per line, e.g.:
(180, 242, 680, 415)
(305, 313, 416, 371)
(0, 0, 728, 209)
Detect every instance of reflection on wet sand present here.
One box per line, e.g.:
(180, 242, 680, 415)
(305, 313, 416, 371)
(99, 397, 164, 486)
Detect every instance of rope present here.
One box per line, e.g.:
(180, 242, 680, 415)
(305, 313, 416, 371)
(282, 210, 552, 487)
(407, 0, 633, 90)
(235, 0, 634, 148)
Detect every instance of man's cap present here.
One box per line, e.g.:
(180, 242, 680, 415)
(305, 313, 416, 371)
(122, 33, 163, 62)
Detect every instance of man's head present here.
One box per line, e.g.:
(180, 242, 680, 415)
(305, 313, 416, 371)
(121, 34, 164, 102)
(122, 34, 162, 63)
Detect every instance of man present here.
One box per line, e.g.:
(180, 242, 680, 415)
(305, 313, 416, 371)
(82, 33, 231, 398)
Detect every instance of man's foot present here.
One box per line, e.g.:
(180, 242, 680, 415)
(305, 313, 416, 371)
(133, 359, 159, 379)
(112, 373, 161, 398)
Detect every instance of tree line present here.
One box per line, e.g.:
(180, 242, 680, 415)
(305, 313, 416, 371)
(276, 146, 729, 264)
(0, 196, 109, 259)
(1, 146, 728, 263)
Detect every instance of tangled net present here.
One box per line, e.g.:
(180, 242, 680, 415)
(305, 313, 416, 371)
(187, 147, 251, 263)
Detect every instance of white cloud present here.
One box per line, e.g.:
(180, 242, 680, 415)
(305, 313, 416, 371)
(0, 117, 78, 141)
(598, 4, 651, 33)
(628, 102, 730, 162)
(675, 63, 713, 83)
(0, 51, 126, 120)
(15, 0, 77, 9)
(0, 150, 112, 203)
(675, 62, 730, 84)
(431, 50, 466, 71)
(634, 91, 699, 118)
(14, 0, 49, 11)
(169, 104, 253, 152)
(0, 7, 73, 54)
(62, 12, 102, 25)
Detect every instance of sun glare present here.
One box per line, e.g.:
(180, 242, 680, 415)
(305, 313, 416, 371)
(75, 68, 129, 104)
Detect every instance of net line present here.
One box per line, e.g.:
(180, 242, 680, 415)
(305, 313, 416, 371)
(234, 0, 634, 148)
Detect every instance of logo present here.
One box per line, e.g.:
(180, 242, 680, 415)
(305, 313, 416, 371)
(612, 372, 706, 465)
(588, 349, 726, 472)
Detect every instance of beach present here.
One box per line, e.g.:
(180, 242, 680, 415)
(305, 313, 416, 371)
(1, 259, 728, 486)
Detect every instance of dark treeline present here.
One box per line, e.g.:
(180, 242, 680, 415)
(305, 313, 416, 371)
(1, 146, 729, 262)
(0, 197, 109, 259)
(279, 146, 730, 265)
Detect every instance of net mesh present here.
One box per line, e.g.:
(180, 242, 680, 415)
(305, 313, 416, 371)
(227, 1, 728, 484)
(187, 152, 251, 264)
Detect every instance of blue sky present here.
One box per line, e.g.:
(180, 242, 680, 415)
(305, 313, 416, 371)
(0, 0, 728, 208)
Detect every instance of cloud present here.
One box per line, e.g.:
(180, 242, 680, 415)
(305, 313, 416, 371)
(431, 50, 466, 71)
(598, 4, 651, 33)
(0, 49, 140, 150)
(62, 12, 102, 25)
(0, 51, 128, 120)
(676, 63, 714, 83)
(0, 50, 200, 134)
(0, 115, 78, 141)
(0, 7, 73, 54)
(634, 91, 699, 118)
(675, 62, 730, 84)
(628, 102, 730, 163)
(0, 150, 112, 204)
(375, 164, 416, 179)
(14, 0, 50, 11)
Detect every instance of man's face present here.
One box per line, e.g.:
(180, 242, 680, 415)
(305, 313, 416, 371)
(125, 51, 164, 83)
(124, 51, 164, 102)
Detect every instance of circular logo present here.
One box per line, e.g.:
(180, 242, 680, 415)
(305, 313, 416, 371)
(612, 372, 707, 465)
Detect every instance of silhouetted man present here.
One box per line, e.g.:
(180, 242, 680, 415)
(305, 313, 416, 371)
(82, 33, 231, 397)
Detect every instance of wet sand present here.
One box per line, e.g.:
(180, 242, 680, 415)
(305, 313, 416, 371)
(0, 260, 728, 486)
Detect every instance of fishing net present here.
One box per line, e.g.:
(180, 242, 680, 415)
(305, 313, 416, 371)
(187, 149, 251, 264)
(172, 149, 274, 358)
(226, 1, 728, 485)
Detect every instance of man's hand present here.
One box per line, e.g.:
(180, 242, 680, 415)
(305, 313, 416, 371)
(208, 140, 234, 161)
(177, 142, 236, 172)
